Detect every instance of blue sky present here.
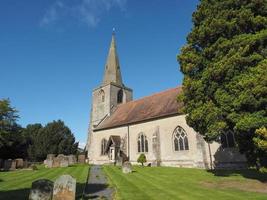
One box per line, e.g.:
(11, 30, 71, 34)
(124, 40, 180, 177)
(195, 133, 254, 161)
(0, 0, 199, 147)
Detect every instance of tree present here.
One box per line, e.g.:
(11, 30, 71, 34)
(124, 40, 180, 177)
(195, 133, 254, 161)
(137, 154, 147, 166)
(0, 99, 26, 159)
(23, 123, 43, 161)
(178, 0, 267, 166)
(253, 127, 267, 168)
(30, 120, 78, 161)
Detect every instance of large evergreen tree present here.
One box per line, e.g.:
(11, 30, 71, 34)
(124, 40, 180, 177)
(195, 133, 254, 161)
(29, 120, 78, 161)
(0, 99, 26, 159)
(178, 0, 267, 166)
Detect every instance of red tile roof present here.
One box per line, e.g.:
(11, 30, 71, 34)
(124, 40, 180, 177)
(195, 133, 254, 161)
(95, 87, 183, 130)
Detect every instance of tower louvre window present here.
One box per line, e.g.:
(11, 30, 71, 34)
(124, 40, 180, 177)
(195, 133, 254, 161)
(117, 89, 123, 104)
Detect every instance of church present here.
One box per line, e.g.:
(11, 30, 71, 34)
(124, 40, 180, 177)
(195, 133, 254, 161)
(87, 33, 246, 169)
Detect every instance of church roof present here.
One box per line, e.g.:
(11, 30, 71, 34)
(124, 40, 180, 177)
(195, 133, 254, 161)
(95, 87, 183, 131)
(102, 32, 123, 86)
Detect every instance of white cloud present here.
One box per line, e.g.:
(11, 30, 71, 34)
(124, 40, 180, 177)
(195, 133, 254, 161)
(40, 0, 127, 28)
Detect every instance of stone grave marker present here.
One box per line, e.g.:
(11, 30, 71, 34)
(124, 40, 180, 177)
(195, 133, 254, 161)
(67, 155, 76, 165)
(16, 158, 24, 169)
(78, 155, 85, 163)
(60, 156, 69, 168)
(47, 154, 55, 160)
(29, 179, 53, 200)
(0, 159, 3, 169)
(52, 175, 76, 200)
(122, 161, 132, 174)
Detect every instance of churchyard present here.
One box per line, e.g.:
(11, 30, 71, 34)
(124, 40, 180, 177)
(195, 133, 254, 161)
(0, 164, 89, 200)
(104, 166, 267, 200)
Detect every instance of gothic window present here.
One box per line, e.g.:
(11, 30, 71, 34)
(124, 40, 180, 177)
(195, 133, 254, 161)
(173, 126, 189, 151)
(99, 90, 105, 103)
(101, 138, 107, 155)
(221, 131, 235, 148)
(117, 89, 123, 104)
(138, 133, 148, 153)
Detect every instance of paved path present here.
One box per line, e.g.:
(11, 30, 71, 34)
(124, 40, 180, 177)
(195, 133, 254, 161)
(84, 165, 114, 200)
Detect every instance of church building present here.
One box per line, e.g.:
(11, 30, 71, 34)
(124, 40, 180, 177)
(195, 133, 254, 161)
(87, 33, 246, 169)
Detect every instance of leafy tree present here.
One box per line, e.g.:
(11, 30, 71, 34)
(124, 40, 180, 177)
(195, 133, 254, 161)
(137, 153, 147, 166)
(0, 99, 26, 159)
(178, 0, 267, 166)
(31, 120, 78, 161)
(253, 127, 267, 168)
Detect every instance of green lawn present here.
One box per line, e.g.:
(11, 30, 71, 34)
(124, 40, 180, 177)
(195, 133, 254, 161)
(103, 166, 267, 200)
(0, 164, 89, 200)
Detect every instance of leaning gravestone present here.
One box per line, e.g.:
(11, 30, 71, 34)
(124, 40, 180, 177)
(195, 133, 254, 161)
(16, 158, 24, 169)
(29, 179, 54, 200)
(122, 161, 132, 174)
(52, 175, 76, 200)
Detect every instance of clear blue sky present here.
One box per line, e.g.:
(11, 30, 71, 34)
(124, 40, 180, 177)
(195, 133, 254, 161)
(0, 0, 199, 146)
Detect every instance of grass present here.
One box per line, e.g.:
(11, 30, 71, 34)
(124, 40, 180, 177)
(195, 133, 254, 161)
(0, 164, 89, 200)
(103, 166, 267, 200)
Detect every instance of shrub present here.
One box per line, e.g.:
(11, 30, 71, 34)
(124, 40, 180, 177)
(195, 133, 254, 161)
(137, 154, 147, 166)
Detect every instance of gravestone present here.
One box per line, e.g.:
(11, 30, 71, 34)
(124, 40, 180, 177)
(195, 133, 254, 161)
(78, 155, 85, 163)
(29, 179, 53, 200)
(16, 158, 24, 169)
(52, 158, 60, 168)
(47, 154, 55, 160)
(24, 160, 29, 168)
(59, 157, 69, 168)
(122, 162, 132, 174)
(46, 160, 53, 168)
(0, 159, 3, 169)
(52, 175, 76, 200)
(67, 155, 76, 165)
(4, 159, 16, 171)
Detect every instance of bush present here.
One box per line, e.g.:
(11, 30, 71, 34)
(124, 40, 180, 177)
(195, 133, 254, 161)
(137, 154, 147, 166)
(259, 167, 267, 173)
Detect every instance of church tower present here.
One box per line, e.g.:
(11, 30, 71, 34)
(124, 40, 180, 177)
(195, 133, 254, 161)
(87, 32, 133, 153)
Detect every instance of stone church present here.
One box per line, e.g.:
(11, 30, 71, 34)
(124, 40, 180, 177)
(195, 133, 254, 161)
(87, 33, 246, 169)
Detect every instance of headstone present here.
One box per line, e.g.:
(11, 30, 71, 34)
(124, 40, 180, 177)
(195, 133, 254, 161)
(47, 154, 55, 160)
(67, 155, 76, 165)
(78, 155, 85, 163)
(52, 158, 60, 168)
(16, 158, 24, 169)
(60, 157, 69, 168)
(24, 160, 29, 168)
(46, 160, 53, 168)
(29, 179, 53, 200)
(122, 161, 132, 174)
(52, 175, 76, 200)
(0, 159, 3, 169)
(4, 159, 16, 171)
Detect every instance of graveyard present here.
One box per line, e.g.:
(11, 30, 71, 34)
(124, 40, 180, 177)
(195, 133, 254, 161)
(0, 163, 267, 199)
(0, 164, 89, 200)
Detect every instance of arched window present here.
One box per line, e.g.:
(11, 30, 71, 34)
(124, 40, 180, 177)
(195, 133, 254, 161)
(99, 90, 105, 103)
(117, 89, 123, 104)
(173, 126, 189, 151)
(221, 131, 235, 148)
(101, 138, 107, 155)
(138, 133, 148, 153)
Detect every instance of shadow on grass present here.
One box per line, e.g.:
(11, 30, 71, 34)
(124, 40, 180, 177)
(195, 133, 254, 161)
(82, 183, 109, 199)
(0, 188, 29, 200)
(0, 183, 88, 200)
(208, 169, 267, 183)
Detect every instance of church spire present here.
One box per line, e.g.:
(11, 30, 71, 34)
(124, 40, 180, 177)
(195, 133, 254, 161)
(102, 30, 123, 86)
